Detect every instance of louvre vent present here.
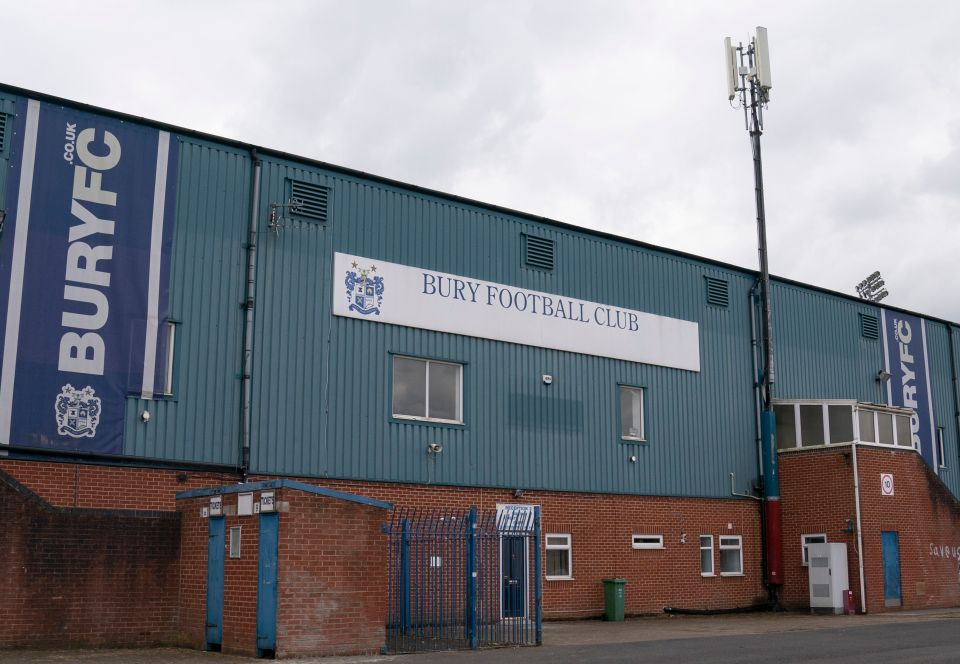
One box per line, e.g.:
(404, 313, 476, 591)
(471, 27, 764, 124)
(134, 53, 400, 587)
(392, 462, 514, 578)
(290, 180, 330, 222)
(524, 234, 555, 271)
(860, 314, 879, 340)
(0, 114, 6, 154)
(704, 276, 729, 308)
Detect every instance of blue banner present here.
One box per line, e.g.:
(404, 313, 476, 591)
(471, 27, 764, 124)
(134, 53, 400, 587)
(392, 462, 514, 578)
(0, 99, 178, 453)
(883, 310, 937, 469)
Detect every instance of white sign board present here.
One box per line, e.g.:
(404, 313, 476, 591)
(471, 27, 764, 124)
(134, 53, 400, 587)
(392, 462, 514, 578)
(333, 253, 700, 372)
(881, 473, 895, 496)
(260, 492, 275, 512)
(237, 492, 254, 516)
(209, 495, 222, 516)
(496, 503, 537, 532)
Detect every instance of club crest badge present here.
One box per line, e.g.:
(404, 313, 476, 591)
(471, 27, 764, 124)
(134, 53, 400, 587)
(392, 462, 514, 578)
(345, 261, 385, 316)
(55, 384, 102, 438)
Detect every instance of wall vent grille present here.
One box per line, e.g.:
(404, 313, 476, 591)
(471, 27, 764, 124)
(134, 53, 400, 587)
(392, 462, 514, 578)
(524, 234, 555, 271)
(860, 314, 879, 340)
(290, 180, 330, 222)
(0, 114, 6, 154)
(705, 277, 730, 308)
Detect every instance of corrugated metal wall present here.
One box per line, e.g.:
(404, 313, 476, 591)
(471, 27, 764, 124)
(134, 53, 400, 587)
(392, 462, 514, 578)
(1, 88, 958, 499)
(243, 158, 760, 498)
(123, 138, 251, 465)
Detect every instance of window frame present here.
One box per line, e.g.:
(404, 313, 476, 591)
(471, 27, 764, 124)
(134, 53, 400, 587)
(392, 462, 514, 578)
(801, 533, 827, 566)
(699, 535, 715, 576)
(391, 355, 464, 425)
(631, 534, 664, 550)
(937, 427, 946, 468)
(544, 533, 572, 580)
(719, 535, 743, 576)
(619, 384, 646, 442)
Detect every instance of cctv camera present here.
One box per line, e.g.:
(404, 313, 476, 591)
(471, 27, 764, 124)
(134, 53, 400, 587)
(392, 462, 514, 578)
(427, 442, 443, 454)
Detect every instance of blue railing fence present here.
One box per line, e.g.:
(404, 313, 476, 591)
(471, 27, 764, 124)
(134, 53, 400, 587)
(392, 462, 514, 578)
(384, 505, 542, 653)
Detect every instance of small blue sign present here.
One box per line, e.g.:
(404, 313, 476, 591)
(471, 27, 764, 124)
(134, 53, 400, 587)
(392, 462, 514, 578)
(0, 99, 179, 453)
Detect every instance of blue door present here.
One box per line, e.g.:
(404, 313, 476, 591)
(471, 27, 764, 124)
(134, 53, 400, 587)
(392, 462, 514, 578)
(881, 531, 902, 608)
(502, 536, 526, 618)
(256, 512, 279, 657)
(206, 516, 225, 650)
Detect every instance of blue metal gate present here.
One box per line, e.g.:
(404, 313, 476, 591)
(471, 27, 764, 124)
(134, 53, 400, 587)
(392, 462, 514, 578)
(256, 511, 279, 657)
(385, 506, 542, 653)
(205, 516, 225, 651)
(881, 531, 902, 608)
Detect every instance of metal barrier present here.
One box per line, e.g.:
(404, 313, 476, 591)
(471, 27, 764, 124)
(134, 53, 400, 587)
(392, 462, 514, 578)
(385, 505, 542, 653)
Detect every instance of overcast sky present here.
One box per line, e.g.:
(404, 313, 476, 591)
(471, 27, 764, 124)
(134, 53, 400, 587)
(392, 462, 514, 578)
(7, 1, 959, 321)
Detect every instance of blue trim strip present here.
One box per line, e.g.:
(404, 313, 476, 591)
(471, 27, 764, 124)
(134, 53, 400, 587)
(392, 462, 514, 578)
(176, 478, 393, 509)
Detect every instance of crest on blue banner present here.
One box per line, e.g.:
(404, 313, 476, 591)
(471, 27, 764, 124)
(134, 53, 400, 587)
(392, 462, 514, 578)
(345, 262, 385, 315)
(55, 384, 102, 438)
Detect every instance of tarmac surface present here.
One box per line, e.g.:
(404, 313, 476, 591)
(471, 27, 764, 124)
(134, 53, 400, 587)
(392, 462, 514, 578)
(2, 608, 958, 663)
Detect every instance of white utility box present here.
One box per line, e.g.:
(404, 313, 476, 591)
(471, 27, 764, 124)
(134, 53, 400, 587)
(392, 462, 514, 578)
(807, 542, 849, 614)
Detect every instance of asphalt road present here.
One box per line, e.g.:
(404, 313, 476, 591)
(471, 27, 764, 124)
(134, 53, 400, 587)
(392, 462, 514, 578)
(412, 619, 960, 663)
(3, 613, 958, 663)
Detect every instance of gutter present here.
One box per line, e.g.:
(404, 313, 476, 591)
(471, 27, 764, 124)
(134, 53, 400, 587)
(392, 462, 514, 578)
(851, 442, 868, 613)
(240, 148, 262, 480)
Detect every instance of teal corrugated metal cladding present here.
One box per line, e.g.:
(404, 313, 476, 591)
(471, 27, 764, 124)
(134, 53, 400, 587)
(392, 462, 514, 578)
(247, 158, 759, 498)
(3, 88, 958, 500)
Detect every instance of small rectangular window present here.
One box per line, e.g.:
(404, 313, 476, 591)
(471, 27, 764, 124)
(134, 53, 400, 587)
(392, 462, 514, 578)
(163, 321, 177, 396)
(632, 534, 663, 549)
(700, 535, 714, 576)
(545, 533, 572, 579)
(877, 412, 894, 445)
(895, 414, 912, 448)
(828, 405, 854, 444)
(620, 386, 644, 441)
(799, 405, 825, 446)
(392, 356, 463, 423)
(801, 534, 827, 566)
(719, 535, 743, 575)
(937, 427, 946, 468)
(229, 526, 241, 559)
(775, 404, 797, 449)
(858, 410, 876, 443)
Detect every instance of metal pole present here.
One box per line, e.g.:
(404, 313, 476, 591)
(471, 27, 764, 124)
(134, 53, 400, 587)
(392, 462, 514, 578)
(466, 506, 478, 649)
(240, 149, 262, 479)
(740, 38, 782, 592)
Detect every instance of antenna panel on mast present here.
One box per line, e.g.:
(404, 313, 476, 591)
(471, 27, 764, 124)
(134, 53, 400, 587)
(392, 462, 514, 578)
(754, 26, 772, 91)
(724, 37, 738, 100)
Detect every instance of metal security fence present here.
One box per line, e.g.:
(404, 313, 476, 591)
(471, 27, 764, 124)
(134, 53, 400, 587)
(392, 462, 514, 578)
(385, 506, 542, 653)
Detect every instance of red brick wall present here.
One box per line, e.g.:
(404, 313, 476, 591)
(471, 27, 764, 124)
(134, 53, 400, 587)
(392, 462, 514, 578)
(0, 470, 180, 648)
(779, 449, 859, 610)
(252, 481, 767, 618)
(855, 447, 960, 611)
(276, 491, 387, 657)
(6, 458, 769, 621)
(177, 494, 261, 657)
(0, 459, 232, 510)
(177, 487, 388, 658)
(780, 446, 960, 613)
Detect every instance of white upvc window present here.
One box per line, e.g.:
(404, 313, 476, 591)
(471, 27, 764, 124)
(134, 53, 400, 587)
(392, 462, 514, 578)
(801, 534, 827, 566)
(620, 385, 645, 441)
(719, 535, 743, 576)
(631, 534, 663, 549)
(545, 533, 572, 579)
(392, 356, 463, 424)
(700, 535, 714, 576)
(163, 321, 177, 396)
